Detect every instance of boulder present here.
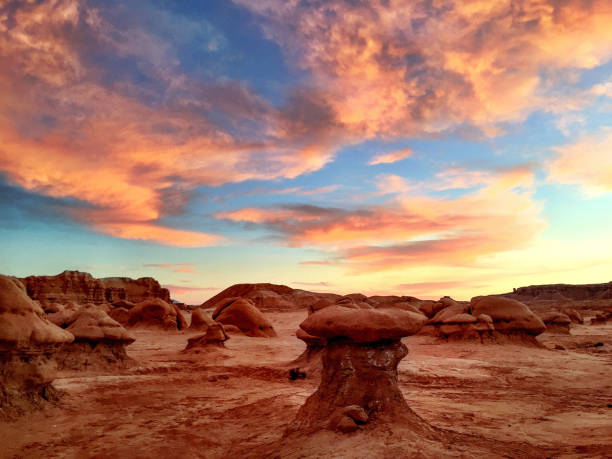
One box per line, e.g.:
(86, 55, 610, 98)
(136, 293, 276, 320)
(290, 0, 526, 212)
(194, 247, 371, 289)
(56, 309, 135, 370)
(212, 298, 276, 337)
(127, 298, 187, 330)
(561, 307, 583, 324)
(189, 308, 215, 331)
(470, 296, 545, 344)
(185, 323, 229, 350)
(0, 275, 73, 419)
(107, 307, 131, 326)
(538, 311, 572, 334)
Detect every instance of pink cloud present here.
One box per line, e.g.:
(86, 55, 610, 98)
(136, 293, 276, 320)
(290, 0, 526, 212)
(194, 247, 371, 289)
(144, 263, 199, 274)
(548, 129, 612, 195)
(368, 147, 412, 165)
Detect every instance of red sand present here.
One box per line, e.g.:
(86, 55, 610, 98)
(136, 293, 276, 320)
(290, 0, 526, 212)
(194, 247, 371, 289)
(1, 311, 611, 458)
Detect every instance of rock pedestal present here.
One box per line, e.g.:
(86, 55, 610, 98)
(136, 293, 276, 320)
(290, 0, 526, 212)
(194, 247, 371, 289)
(287, 306, 434, 436)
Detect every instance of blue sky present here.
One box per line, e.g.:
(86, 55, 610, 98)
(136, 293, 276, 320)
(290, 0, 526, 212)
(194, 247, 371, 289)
(1, 0, 611, 303)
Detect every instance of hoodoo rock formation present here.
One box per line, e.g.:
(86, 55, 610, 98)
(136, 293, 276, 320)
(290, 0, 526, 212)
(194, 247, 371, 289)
(0, 275, 74, 418)
(20, 270, 170, 306)
(211, 298, 277, 337)
(56, 309, 136, 370)
(185, 323, 229, 351)
(470, 296, 546, 344)
(287, 306, 432, 435)
(189, 308, 215, 331)
(538, 311, 572, 334)
(127, 298, 187, 330)
(201, 283, 340, 312)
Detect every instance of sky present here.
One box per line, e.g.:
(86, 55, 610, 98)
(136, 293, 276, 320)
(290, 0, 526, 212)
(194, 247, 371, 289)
(1, 0, 612, 304)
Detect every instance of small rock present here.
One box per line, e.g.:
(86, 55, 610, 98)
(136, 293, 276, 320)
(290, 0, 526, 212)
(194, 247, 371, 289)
(343, 405, 368, 424)
(335, 415, 359, 433)
(554, 344, 566, 350)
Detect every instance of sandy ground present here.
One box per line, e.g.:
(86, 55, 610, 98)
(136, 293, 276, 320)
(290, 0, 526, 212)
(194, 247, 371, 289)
(1, 311, 611, 458)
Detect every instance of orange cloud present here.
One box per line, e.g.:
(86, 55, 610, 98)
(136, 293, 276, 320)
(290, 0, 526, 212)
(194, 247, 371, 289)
(548, 130, 612, 195)
(0, 0, 345, 246)
(223, 168, 545, 270)
(238, 0, 612, 135)
(368, 147, 412, 165)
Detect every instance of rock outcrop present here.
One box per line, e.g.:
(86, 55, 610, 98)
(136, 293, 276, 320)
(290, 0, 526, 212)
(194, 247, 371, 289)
(55, 309, 135, 370)
(189, 308, 215, 331)
(20, 270, 170, 306)
(287, 306, 432, 436)
(538, 311, 572, 334)
(201, 283, 340, 312)
(0, 275, 74, 419)
(127, 298, 187, 330)
(470, 296, 546, 344)
(506, 282, 612, 301)
(185, 323, 229, 351)
(211, 298, 277, 337)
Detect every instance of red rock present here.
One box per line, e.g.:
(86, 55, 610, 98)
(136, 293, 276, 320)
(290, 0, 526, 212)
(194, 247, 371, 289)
(300, 306, 426, 343)
(471, 296, 546, 336)
(212, 298, 276, 337)
(0, 275, 73, 419)
(201, 283, 340, 312)
(185, 323, 229, 350)
(56, 309, 135, 370)
(20, 270, 170, 306)
(189, 308, 215, 331)
(127, 298, 186, 330)
(561, 307, 583, 324)
(428, 303, 469, 324)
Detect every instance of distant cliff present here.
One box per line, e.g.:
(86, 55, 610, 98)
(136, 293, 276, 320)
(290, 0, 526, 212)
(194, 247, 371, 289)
(505, 282, 612, 301)
(19, 270, 170, 305)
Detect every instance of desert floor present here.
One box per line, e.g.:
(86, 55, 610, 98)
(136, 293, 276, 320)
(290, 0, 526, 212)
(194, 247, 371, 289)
(1, 311, 611, 458)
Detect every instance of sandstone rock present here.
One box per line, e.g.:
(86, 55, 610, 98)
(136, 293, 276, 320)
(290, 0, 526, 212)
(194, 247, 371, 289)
(561, 307, 584, 324)
(222, 324, 243, 334)
(591, 311, 612, 325)
(127, 298, 186, 330)
(300, 306, 426, 343)
(471, 296, 546, 340)
(538, 311, 572, 334)
(334, 296, 373, 310)
(201, 283, 340, 312)
(418, 300, 446, 318)
(107, 307, 130, 326)
(185, 323, 229, 350)
(508, 281, 612, 301)
(189, 308, 215, 331)
(20, 270, 170, 306)
(427, 303, 469, 324)
(0, 275, 74, 419)
(212, 298, 276, 337)
(56, 309, 135, 370)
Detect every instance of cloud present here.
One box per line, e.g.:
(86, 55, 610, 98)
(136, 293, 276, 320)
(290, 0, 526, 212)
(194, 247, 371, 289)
(0, 0, 346, 247)
(292, 281, 331, 288)
(548, 129, 612, 195)
(144, 263, 199, 274)
(299, 260, 331, 266)
(369, 147, 412, 165)
(237, 0, 612, 136)
(221, 167, 544, 270)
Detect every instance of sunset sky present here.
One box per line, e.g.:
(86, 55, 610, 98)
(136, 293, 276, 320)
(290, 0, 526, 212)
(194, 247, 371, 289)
(1, 0, 612, 304)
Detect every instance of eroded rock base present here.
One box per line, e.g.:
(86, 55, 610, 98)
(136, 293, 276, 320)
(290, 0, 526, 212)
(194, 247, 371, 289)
(287, 338, 438, 438)
(56, 340, 135, 371)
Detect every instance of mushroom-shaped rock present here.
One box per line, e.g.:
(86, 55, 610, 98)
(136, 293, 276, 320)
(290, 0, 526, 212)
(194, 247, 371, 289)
(470, 296, 545, 344)
(189, 308, 215, 331)
(288, 306, 434, 437)
(107, 307, 130, 326)
(561, 307, 583, 324)
(56, 309, 135, 370)
(0, 275, 74, 419)
(127, 298, 187, 330)
(212, 298, 276, 337)
(300, 306, 426, 343)
(185, 323, 229, 350)
(539, 311, 572, 334)
(417, 300, 445, 318)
